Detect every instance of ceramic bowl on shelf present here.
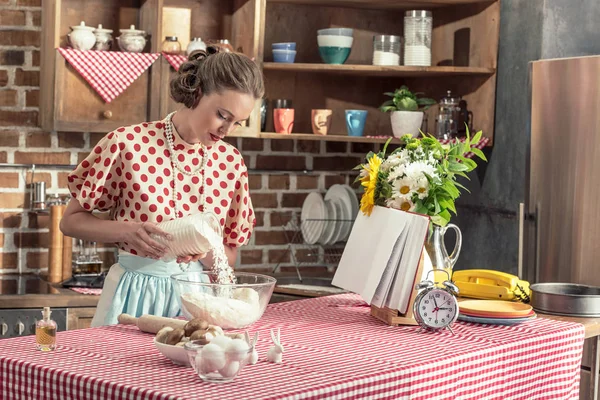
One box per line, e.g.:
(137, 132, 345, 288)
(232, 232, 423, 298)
(273, 49, 296, 63)
(154, 338, 191, 366)
(317, 30, 354, 65)
(67, 21, 96, 51)
(272, 42, 296, 50)
(317, 28, 354, 37)
(184, 339, 253, 383)
(171, 272, 276, 329)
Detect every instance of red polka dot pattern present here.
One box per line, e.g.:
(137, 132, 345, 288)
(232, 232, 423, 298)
(66, 120, 256, 254)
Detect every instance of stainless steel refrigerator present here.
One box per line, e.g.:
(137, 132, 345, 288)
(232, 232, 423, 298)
(523, 55, 600, 400)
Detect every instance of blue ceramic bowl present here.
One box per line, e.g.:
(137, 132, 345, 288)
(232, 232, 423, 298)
(318, 46, 351, 65)
(272, 42, 296, 51)
(273, 49, 296, 63)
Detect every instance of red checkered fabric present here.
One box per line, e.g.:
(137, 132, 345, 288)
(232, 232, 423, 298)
(0, 294, 584, 399)
(162, 52, 188, 71)
(57, 48, 161, 103)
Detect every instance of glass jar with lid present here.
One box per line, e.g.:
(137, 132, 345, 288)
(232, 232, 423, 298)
(373, 35, 402, 66)
(435, 90, 461, 140)
(404, 10, 432, 66)
(161, 36, 181, 54)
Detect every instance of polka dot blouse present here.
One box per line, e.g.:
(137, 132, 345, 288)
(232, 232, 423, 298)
(67, 119, 256, 256)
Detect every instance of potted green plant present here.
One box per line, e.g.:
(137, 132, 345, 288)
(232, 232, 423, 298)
(380, 85, 436, 138)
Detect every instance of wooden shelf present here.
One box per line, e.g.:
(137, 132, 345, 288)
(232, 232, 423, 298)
(229, 131, 398, 143)
(268, 0, 494, 9)
(263, 63, 496, 77)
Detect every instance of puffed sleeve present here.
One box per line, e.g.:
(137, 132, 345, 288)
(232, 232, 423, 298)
(67, 131, 123, 212)
(223, 167, 256, 247)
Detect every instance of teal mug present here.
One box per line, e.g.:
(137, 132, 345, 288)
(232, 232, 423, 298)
(345, 110, 368, 137)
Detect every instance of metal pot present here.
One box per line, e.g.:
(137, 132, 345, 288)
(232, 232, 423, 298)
(530, 282, 600, 317)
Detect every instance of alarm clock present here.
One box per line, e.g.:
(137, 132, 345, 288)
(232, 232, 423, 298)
(413, 270, 460, 333)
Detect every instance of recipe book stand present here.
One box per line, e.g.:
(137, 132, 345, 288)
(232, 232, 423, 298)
(369, 252, 426, 326)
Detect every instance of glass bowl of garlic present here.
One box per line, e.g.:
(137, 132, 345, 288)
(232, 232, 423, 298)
(184, 337, 253, 383)
(171, 272, 276, 329)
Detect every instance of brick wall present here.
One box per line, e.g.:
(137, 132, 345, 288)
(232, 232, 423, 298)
(0, 0, 378, 275)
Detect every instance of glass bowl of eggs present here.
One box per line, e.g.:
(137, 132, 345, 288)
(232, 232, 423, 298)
(171, 272, 276, 329)
(184, 337, 253, 383)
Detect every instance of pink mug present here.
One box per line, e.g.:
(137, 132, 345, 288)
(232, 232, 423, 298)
(273, 108, 294, 134)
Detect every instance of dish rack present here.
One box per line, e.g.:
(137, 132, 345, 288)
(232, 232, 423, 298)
(272, 215, 355, 282)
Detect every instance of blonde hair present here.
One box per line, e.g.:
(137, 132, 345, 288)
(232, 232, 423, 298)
(170, 46, 265, 108)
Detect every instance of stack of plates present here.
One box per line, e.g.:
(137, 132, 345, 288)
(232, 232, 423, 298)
(457, 300, 536, 326)
(300, 184, 359, 245)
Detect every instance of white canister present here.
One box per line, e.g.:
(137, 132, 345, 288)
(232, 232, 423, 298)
(186, 37, 207, 56)
(404, 10, 432, 66)
(93, 24, 113, 51)
(68, 21, 96, 51)
(117, 25, 147, 53)
(373, 35, 402, 66)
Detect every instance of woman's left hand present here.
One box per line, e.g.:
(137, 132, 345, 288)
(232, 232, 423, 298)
(176, 253, 207, 264)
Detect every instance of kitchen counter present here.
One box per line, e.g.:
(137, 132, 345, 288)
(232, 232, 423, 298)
(0, 275, 99, 309)
(0, 273, 341, 309)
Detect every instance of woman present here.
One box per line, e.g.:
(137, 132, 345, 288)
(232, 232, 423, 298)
(60, 48, 265, 326)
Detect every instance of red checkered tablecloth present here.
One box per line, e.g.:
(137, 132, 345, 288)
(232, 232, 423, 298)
(162, 52, 188, 71)
(57, 48, 161, 103)
(0, 294, 584, 400)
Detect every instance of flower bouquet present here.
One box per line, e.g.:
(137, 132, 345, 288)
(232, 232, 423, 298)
(355, 129, 487, 227)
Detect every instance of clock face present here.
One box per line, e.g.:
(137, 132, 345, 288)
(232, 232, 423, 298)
(416, 288, 458, 329)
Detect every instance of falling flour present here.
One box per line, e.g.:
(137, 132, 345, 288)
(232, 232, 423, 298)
(203, 226, 236, 284)
(181, 288, 261, 329)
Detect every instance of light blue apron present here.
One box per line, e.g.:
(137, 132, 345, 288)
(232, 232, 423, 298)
(97, 254, 207, 326)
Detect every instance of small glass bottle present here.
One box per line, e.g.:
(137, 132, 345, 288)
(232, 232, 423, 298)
(161, 36, 181, 54)
(36, 307, 57, 352)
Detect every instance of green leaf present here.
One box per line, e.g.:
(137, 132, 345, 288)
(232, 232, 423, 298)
(431, 215, 449, 227)
(469, 147, 487, 161)
(448, 161, 469, 172)
(472, 130, 483, 145)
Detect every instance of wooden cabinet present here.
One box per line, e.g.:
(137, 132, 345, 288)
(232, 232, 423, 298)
(41, 0, 262, 133)
(67, 307, 96, 330)
(40, 0, 499, 144)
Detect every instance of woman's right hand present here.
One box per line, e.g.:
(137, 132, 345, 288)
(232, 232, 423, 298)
(121, 222, 173, 259)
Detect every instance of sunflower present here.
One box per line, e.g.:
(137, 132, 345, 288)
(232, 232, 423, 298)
(359, 154, 382, 216)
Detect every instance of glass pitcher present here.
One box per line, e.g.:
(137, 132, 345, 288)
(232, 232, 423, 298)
(424, 223, 462, 283)
(435, 90, 461, 140)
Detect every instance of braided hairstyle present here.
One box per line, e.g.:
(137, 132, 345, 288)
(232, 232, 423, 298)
(170, 46, 265, 109)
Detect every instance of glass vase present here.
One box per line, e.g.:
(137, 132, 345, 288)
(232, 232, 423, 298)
(424, 223, 462, 282)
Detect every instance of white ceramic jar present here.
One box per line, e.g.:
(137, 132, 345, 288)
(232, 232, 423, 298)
(68, 21, 96, 51)
(117, 25, 147, 53)
(186, 37, 207, 56)
(93, 24, 113, 51)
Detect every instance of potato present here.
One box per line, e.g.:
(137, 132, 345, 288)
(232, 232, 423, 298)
(165, 328, 185, 346)
(155, 326, 174, 344)
(184, 319, 209, 337)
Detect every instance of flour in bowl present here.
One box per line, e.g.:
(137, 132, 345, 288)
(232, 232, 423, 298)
(181, 288, 261, 329)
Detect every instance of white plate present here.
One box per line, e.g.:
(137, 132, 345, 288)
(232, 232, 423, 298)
(319, 199, 337, 245)
(301, 192, 326, 245)
(328, 198, 344, 244)
(341, 184, 359, 218)
(324, 185, 353, 241)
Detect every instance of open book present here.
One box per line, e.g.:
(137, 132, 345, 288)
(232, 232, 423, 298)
(332, 206, 431, 314)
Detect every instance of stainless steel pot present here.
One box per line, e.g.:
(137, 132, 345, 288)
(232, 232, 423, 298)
(530, 282, 600, 317)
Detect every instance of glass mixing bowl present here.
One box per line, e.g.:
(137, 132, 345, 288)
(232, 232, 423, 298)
(171, 272, 276, 329)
